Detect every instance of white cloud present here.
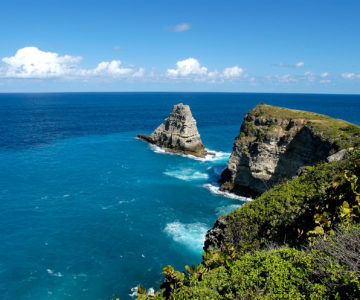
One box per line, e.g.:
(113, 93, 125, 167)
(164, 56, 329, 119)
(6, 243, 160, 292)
(1, 46, 81, 78)
(166, 58, 246, 82)
(113, 46, 122, 51)
(341, 72, 360, 79)
(222, 66, 244, 78)
(275, 61, 305, 68)
(133, 67, 146, 78)
(167, 58, 207, 77)
(0, 47, 144, 80)
(208, 71, 219, 79)
(266, 71, 334, 85)
(320, 79, 331, 84)
(83, 60, 134, 77)
(168, 23, 191, 32)
(304, 71, 315, 82)
(277, 74, 297, 83)
(320, 72, 329, 78)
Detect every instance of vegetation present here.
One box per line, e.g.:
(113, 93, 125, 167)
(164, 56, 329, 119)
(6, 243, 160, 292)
(134, 149, 360, 299)
(216, 150, 360, 254)
(248, 103, 360, 149)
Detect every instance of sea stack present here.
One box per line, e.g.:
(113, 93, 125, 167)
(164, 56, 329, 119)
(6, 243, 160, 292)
(219, 103, 360, 198)
(137, 103, 207, 158)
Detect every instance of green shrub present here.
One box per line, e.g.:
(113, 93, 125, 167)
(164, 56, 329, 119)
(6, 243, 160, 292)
(152, 246, 360, 299)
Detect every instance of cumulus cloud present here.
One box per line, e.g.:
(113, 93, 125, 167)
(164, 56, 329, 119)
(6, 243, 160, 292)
(1, 46, 81, 78)
(222, 66, 244, 78)
(80, 60, 134, 77)
(341, 72, 360, 79)
(167, 23, 191, 32)
(167, 58, 207, 77)
(132, 67, 146, 78)
(166, 58, 246, 82)
(320, 72, 329, 78)
(295, 61, 305, 68)
(0, 46, 144, 80)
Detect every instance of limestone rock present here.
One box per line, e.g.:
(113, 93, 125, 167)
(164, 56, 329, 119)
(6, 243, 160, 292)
(137, 103, 207, 157)
(219, 103, 360, 197)
(327, 148, 353, 162)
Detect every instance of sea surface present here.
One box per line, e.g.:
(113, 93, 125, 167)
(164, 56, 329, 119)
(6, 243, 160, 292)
(0, 92, 359, 299)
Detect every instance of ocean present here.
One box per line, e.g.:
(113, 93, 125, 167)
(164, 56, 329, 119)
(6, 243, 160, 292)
(0, 92, 359, 299)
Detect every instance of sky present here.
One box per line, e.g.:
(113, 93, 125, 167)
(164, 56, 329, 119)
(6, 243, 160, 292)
(0, 0, 359, 93)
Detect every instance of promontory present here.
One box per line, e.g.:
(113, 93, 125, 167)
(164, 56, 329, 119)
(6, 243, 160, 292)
(219, 103, 360, 197)
(137, 103, 207, 158)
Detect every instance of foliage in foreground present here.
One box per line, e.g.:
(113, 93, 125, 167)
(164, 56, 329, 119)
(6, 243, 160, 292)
(137, 227, 360, 299)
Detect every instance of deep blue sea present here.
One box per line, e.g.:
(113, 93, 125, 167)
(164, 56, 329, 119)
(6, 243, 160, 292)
(0, 92, 359, 299)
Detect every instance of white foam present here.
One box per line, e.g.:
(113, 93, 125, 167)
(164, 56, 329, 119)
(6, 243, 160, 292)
(101, 205, 113, 210)
(202, 149, 231, 162)
(164, 168, 209, 181)
(129, 286, 154, 298)
(46, 269, 63, 277)
(129, 286, 138, 298)
(119, 198, 135, 205)
(164, 221, 208, 252)
(149, 144, 230, 162)
(203, 184, 252, 201)
(148, 288, 155, 296)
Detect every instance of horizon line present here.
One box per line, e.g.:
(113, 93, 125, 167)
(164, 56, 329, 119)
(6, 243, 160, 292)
(0, 91, 359, 96)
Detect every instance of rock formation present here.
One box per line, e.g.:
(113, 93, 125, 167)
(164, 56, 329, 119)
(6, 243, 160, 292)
(137, 103, 207, 158)
(219, 103, 360, 197)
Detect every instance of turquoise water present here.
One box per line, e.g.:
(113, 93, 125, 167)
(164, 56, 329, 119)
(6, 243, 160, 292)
(0, 93, 359, 299)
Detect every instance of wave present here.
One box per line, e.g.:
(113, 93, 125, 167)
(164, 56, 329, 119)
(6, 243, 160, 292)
(149, 144, 230, 162)
(164, 221, 208, 252)
(164, 168, 209, 181)
(46, 269, 63, 277)
(203, 184, 252, 201)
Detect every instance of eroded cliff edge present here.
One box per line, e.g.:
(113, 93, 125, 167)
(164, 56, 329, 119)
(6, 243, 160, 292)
(219, 103, 360, 197)
(137, 103, 207, 158)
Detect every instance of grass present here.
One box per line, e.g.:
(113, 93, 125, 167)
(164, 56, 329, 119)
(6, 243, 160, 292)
(248, 103, 360, 149)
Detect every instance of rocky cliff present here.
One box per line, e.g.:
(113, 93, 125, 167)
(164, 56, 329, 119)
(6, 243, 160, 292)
(137, 103, 207, 158)
(219, 103, 360, 197)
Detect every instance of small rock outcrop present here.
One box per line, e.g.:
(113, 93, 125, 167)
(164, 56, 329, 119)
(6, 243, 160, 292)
(327, 148, 353, 162)
(203, 216, 231, 253)
(219, 103, 360, 197)
(137, 103, 207, 158)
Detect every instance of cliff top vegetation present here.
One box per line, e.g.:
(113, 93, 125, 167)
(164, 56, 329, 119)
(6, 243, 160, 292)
(247, 103, 360, 149)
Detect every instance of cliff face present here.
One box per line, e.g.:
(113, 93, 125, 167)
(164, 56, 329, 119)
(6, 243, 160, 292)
(219, 103, 360, 197)
(137, 103, 207, 157)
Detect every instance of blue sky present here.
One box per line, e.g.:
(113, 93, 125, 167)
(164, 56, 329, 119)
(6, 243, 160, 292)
(0, 0, 359, 93)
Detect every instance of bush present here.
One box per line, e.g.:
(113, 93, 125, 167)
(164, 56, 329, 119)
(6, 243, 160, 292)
(153, 246, 360, 299)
